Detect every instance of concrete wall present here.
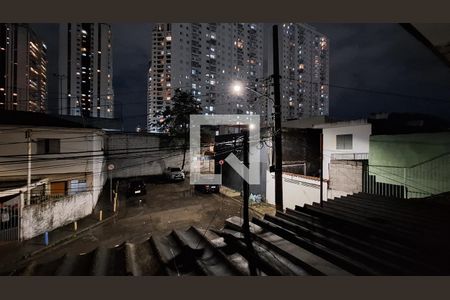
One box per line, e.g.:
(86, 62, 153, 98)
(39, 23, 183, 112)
(322, 123, 371, 180)
(266, 171, 328, 210)
(329, 160, 365, 195)
(369, 132, 450, 198)
(106, 133, 189, 179)
(21, 191, 94, 240)
(0, 126, 105, 178)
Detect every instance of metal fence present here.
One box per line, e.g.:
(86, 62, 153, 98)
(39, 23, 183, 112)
(27, 194, 66, 206)
(363, 153, 450, 199)
(0, 204, 19, 241)
(331, 152, 369, 161)
(1, 194, 66, 241)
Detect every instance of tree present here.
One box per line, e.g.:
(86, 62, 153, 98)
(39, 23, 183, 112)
(154, 89, 202, 170)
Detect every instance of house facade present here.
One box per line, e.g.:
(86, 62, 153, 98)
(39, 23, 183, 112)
(0, 112, 106, 240)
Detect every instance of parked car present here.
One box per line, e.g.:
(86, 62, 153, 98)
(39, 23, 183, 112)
(164, 167, 185, 181)
(194, 184, 220, 194)
(126, 179, 146, 198)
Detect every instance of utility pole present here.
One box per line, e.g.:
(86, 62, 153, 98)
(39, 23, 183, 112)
(320, 132, 324, 207)
(242, 128, 257, 276)
(272, 25, 283, 212)
(26, 129, 32, 206)
(107, 163, 115, 210)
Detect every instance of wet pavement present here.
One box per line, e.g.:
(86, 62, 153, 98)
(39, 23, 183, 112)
(1, 177, 250, 270)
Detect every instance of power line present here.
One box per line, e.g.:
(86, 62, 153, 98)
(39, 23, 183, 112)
(0, 149, 188, 196)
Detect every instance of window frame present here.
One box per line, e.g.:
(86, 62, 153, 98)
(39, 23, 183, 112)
(336, 134, 353, 150)
(36, 138, 61, 154)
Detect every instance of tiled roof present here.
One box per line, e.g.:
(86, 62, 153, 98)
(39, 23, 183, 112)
(3, 193, 450, 275)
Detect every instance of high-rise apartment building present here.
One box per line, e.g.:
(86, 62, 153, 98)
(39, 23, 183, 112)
(58, 23, 114, 118)
(147, 23, 264, 132)
(0, 23, 48, 113)
(270, 23, 329, 122)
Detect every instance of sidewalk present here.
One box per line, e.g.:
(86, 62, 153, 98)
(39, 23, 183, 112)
(218, 186, 276, 218)
(0, 191, 116, 272)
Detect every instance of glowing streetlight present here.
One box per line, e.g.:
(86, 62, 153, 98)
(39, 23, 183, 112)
(231, 81, 244, 95)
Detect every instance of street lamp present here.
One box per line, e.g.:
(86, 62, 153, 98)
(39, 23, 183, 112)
(230, 81, 273, 102)
(230, 77, 284, 213)
(231, 81, 244, 95)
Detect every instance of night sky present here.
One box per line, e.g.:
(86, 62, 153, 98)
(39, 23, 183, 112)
(31, 23, 450, 132)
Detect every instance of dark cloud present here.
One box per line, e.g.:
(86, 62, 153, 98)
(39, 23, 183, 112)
(313, 23, 450, 120)
(111, 23, 152, 131)
(32, 23, 450, 130)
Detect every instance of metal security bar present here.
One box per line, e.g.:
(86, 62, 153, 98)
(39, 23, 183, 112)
(27, 194, 66, 206)
(0, 204, 19, 241)
(331, 152, 369, 161)
(363, 153, 450, 199)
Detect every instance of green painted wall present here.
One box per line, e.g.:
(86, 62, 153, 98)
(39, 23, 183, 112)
(369, 132, 450, 198)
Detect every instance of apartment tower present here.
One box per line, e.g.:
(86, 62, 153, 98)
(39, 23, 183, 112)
(147, 23, 265, 132)
(58, 23, 114, 118)
(0, 23, 48, 113)
(273, 23, 329, 122)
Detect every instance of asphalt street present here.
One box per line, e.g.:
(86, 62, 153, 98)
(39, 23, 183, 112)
(13, 177, 249, 266)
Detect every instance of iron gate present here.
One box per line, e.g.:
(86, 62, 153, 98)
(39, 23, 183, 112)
(0, 203, 19, 241)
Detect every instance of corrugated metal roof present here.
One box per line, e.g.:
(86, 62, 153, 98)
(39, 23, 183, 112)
(3, 192, 450, 275)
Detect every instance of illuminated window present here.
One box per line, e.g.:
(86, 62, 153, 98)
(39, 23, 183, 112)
(235, 39, 244, 49)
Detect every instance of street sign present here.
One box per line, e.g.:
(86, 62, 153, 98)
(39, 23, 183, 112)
(219, 160, 224, 165)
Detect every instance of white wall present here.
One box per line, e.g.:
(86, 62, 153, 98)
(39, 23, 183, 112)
(106, 133, 189, 178)
(0, 126, 106, 213)
(322, 123, 371, 179)
(0, 126, 105, 178)
(21, 191, 94, 240)
(266, 171, 328, 210)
